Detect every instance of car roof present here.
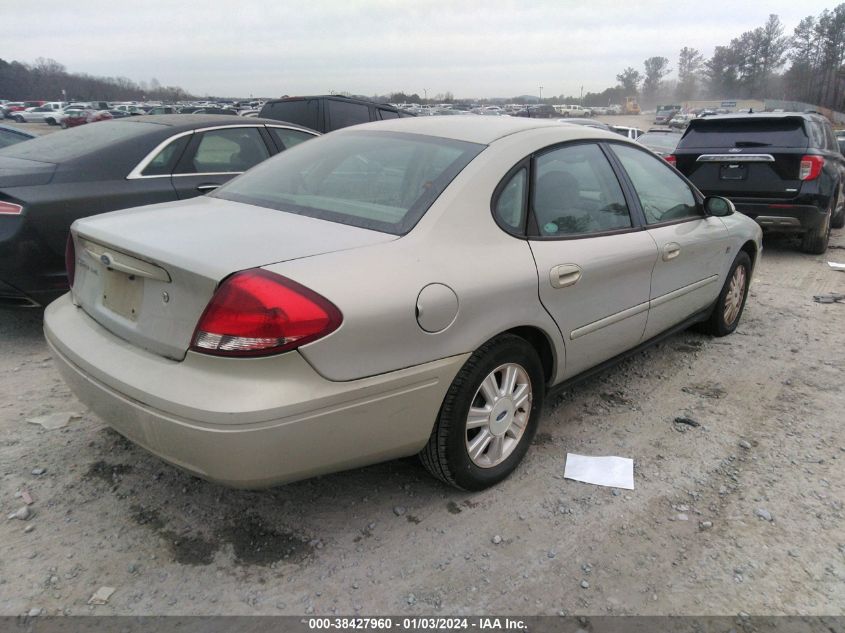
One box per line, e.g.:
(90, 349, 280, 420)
(342, 116, 613, 145)
(264, 95, 400, 110)
(113, 114, 314, 133)
(697, 112, 824, 123)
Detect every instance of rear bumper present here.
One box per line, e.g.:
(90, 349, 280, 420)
(730, 201, 828, 232)
(44, 294, 468, 488)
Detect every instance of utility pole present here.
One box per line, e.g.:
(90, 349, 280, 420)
(538, 86, 543, 102)
(423, 88, 428, 102)
(580, 85, 584, 106)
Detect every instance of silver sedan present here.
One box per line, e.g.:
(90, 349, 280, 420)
(45, 117, 762, 490)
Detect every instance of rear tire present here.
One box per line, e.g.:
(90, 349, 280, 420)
(801, 222, 830, 254)
(702, 251, 751, 337)
(419, 334, 545, 491)
(45, 118, 55, 126)
(831, 184, 845, 229)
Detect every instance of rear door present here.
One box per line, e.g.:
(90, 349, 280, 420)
(525, 142, 657, 379)
(171, 126, 273, 198)
(608, 143, 730, 339)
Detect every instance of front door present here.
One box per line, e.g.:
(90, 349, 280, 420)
(526, 142, 657, 379)
(608, 143, 731, 339)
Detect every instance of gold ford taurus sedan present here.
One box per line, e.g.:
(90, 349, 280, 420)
(45, 117, 762, 490)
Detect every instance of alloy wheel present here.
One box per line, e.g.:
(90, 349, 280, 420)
(465, 363, 532, 468)
(723, 265, 747, 326)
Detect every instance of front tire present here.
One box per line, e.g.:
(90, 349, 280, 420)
(702, 251, 751, 337)
(420, 334, 545, 490)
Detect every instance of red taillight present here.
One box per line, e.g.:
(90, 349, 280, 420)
(65, 234, 76, 288)
(0, 201, 23, 215)
(664, 154, 677, 166)
(190, 269, 342, 357)
(799, 155, 824, 181)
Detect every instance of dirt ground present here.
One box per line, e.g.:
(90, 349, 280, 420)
(1, 132, 845, 618)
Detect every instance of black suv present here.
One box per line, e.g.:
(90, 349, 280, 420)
(672, 112, 845, 253)
(259, 95, 413, 133)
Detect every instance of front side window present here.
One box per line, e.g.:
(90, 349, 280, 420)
(531, 143, 632, 237)
(214, 131, 483, 235)
(180, 127, 269, 174)
(378, 109, 399, 120)
(610, 144, 700, 225)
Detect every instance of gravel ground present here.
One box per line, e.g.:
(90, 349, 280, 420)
(1, 168, 845, 618)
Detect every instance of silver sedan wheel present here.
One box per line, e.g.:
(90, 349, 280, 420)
(465, 363, 532, 468)
(723, 265, 747, 325)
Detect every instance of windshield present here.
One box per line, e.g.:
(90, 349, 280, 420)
(0, 120, 161, 162)
(213, 131, 484, 235)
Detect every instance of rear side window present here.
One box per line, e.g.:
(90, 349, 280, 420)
(327, 100, 371, 129)
(531, 143, 632, 236)
(680, 118, 808, 149)
(378, 109, 399, 120)
(214, 131, 484, 235)
(611, 144, 700, 225)
(268, 127, 316, 150)
(262, 100, 319, 130)
(807, 122, 826, 149)
(141, 135, 190, 176)
(494, 168, 527, 231)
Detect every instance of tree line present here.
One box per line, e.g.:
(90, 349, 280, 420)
(551, 5, 845, 111)
(0, 57, 196, 102)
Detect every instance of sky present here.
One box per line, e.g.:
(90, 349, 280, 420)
(2, 0, 837, 99)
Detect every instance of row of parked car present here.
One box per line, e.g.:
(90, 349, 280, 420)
(4, 91, 841, 492)
(0, 99, 264, 125)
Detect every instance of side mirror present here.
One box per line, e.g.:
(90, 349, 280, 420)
(704, 196, 735, 217)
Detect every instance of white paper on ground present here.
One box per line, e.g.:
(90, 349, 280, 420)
(828, 261, 845, 271)
(564, 453, 634, 490)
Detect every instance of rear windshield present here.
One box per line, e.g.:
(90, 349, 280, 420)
(0, 120, 161, 162)
(637, 133, 680, 152)
(213, 131, 484, 235)
(679, 118, 808, 149)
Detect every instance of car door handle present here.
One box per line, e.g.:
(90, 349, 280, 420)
(550, 264, 582, 289)
(196, 184, 219, 192)
(662, 243, 681, 261)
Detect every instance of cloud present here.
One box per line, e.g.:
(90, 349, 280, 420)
(2, 0, 833, 98)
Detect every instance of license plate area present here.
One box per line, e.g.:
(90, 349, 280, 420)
(720, 163, 747, 180)
(103, 269, 143, 321)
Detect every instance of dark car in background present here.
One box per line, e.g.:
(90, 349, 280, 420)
(259, 95, 413, 133)
(0, 115, 317, 306)
(514, 104, 558, 118)
(0, 125, 36, 148)
(672, 113, 845, 254)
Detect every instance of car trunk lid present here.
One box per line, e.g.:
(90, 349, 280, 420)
(70, 195, 397, 360)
